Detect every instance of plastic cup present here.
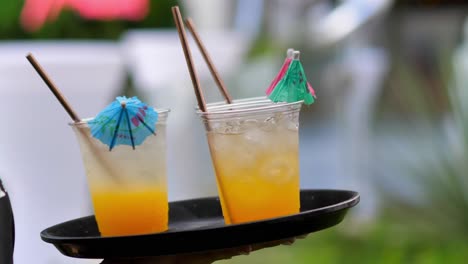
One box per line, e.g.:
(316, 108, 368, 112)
(198, 99, 302, 224)
(70, 109, 170, 236)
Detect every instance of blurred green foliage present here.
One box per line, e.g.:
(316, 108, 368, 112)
(0, 0, 180, 40)
(220, 223, 468, 264)
(375, 49, 468, 240)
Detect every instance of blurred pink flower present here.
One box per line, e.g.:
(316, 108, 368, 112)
(21, 0, 149, 32)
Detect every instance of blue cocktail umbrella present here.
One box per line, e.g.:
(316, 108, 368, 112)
(89, 96, 158, 151)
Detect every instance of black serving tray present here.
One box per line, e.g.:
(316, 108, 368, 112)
(41, 189, 359, 259)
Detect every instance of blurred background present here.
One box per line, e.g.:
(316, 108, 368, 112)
(1, 0, 468, 263)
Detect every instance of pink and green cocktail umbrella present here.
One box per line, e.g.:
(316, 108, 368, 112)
(268, 51, 316, 105)
(266, 48, 295, 96)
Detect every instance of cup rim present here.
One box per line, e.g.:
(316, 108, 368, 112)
(204, 96, 270, 108)
(197, 99, 303, 117)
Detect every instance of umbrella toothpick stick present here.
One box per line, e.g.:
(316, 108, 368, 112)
(184, 18, 233, 104)
(26, 53, 81, 122)
(293, 51, 300, 60)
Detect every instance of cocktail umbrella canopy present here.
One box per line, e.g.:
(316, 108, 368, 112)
(266, 48, 295, 96)
(89, 96, 158, 151)
(268, 51, 315, 105)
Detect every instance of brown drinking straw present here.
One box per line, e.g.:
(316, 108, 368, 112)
(171, 6, 207, 112)
(26, 53, 120, 182)
(185, 18, 233, 104)
(172, 6, 233, 223)
(26, 54, 81, 122)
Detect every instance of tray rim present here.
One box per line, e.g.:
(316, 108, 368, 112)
(41, 189, 360, 243)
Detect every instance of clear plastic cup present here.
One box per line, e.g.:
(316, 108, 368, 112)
(198, 99, 302, 224)
(70, 109, 170, 236)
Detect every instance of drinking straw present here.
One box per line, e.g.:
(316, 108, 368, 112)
(185, 18, 233, 104)
(171, 6, 207, 112)
(26, 54, 81, 122)
(26, 53, 120, 183)
(172, 6, 233, 223)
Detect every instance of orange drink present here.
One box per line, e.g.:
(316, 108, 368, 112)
(91, 186, 168, 236)
(71, 109, 169, 236)
(199, 99, 302, 224)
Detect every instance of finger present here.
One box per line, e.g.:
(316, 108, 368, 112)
(208, 245, 252, 259)
(281, 237, 296, 245)
(238, 245, 253, 255)
(250, 236, 300, 252)
(172, 245, 252, 264)
(101, 256, 175, 264)
(250, 239, 285, 251)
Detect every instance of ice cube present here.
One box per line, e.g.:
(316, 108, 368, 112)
(259, 155, 298, 184)
(213, 119, 243, 134)
(260, 116, 277, 132)
(244, 127, 265, 145)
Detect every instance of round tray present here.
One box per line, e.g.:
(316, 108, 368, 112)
(41, 189, 359, 259)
